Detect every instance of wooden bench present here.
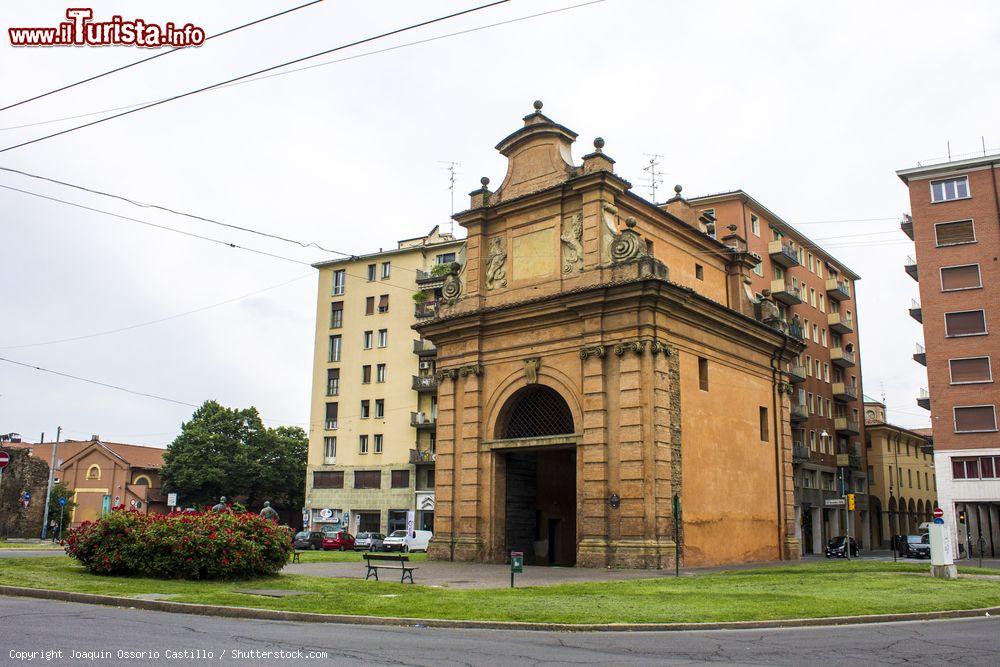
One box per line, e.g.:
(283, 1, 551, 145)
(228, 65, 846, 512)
(364, 553, 417, 584)
(290, 550, 304, 564)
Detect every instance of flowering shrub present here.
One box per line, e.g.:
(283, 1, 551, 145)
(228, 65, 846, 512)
(64, 510, 293, 579)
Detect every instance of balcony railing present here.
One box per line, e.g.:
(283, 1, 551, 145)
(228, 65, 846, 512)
(410, 448, 437, 464)
(413, 339, 437, 356)
(835, 417, 860, 435)
(324, 419, 338, 430)
(830, 347, 856, 368)
(913, 342, 926, 366)
(768, 240, 800, 268)
(788, 364, 807, 383)
(832, 382, 858, 402)
(414, 301, 438, 319)
(410, 411, 437, 429)
(793, 443, 811, 463)
(909, 299, 922, 323)
(828, 311, 854, 334)
(904, 255, 918, 281)
(788, 321, 805, 340)
(791, 403, 809, 422)
(900, 214, 914, 240)
(326, 380, 339, 396)
(917, 388, 930, 410)
(825, 278, 851, 301)
(770, 279, 802, 306)
(412, 375, 438, 392)
(415, 269, 447, 285)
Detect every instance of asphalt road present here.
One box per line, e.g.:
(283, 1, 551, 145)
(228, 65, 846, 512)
(1, 597, 999, 666)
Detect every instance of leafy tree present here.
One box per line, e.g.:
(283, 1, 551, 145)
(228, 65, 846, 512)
(47, 482, 76, 530)
(161, 401, 307, 512)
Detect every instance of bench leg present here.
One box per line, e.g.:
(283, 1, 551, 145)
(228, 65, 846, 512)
(365, 566, 378, 581)
(401, 568, 414, 584)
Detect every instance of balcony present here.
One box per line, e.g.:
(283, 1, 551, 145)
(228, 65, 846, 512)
(913, 342, 926, 366)
(414, 301, 438, 319)
(904, 255, 918, 282)
(835, 417, 860, 435)
(788, 364, 807, 383)
(410, 448, 437, 465)
(825, 278, 851, 302)
(768, 240, 800, 268)
(793, 443, 811, 463)
(787, 321, 805, 340)
(909, 299, 922, 323)
(791, 403, 809, 422)
(415, 268, 448, 286)
(410, 411, 437, 430)
(828, 311, 854, 334)
(413, 339, 437, 356)
(917, 388, 930, 411)
(830, 347, 856, 368)
(832, 382, 858, 402)
(900, 214, 913, 241)
(412, 375, 438, 392)
(770, 279, 802, 305)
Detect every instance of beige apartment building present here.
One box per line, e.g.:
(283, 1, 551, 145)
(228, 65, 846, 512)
(305, 226, 462, 536)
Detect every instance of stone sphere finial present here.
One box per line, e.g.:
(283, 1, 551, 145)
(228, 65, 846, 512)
(593, 137, 605, 152)
(533, 100, 543, 112)
(625, 217, 637, 229)
(480, 176, 490, 188)
(674, 184, 683, 195)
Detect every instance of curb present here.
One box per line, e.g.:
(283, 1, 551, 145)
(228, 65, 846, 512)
(1, 585, 999, 632)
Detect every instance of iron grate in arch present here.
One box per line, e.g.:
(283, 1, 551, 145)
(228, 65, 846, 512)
(501, 386, 574, 439)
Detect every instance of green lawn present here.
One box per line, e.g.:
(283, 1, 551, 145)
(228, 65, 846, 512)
(0, 541, 63, 550)
(1, 557, 998, 624)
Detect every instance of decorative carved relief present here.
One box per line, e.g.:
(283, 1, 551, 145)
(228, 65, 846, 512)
(524, 357, 541, 384)
(610, 217, 647, 264)
(613, 340, 646, 356)
(579, 345, 606, 360)
(600, 203, 618, 264)
(459, 363, 483, 377)
(777, 381, 795, 395)
(650, 340, 674, 357)
(436, 368, 460, 382)
(485, 236, 507, 290)
(560, 213, 584, 273)
(442, 272, 462, 300)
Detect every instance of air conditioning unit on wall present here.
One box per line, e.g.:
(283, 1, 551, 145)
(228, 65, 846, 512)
(418, 361, 431, 370)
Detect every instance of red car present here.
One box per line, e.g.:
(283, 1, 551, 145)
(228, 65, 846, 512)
(322, 531, 356, 551)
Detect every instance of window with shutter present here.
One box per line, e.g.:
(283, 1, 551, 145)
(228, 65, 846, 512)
(940, 264, 982, 291)
(326, 368, 340, 395)
(954, 405, 997, 433)
(935, 220, 976, 246)
(365, 296, 375, 315)
(950, 357, 992, 384)
(325, 403, 338, 429)
(944, 310, 986, 337)
(378, 294, 389, 313)
(330, 301, 343, 328)
(391, 470, 410, 488)
(313, 471, 344, 488)
(354, 470, 381, 489)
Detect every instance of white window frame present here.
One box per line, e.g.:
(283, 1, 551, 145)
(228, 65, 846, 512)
(376, 363, 386, 383)
(359, 435, 369, 454)
(933, 218, 977, 247)
(332, 269, 346, 296)
(930, 175, 970, 203)
(949, 356, 993, 385)
(381, 261, 391, 279)
(939, 263, 983, 292)
(328, 335, 342, 362)
(363, 330, 373, 349)
(953, 404, 998, 434)
(324, 437, 337, 460)
(944, 309, 987, 338)
(377, 329, 388, 348)
(373, 434, 383, 454)
(750, 214, 760, 237)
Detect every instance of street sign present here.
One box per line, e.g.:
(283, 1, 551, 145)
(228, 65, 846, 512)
(167, 492, 178, 507)
(0, 451, 10, 469)
(934, 517, 944, 525)
(23, 490, 30, 500)
(825, 498, 846, 506)
(934, 507, 944, 520)
(58, 497, 66, 506)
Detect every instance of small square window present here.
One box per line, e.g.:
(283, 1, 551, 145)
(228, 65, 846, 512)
(695, 264, 704, 280)
(698, 357, 709, 391)
(930, 176, 970, 203)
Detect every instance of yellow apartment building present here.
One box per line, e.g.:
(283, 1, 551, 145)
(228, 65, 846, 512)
(305, 226, 463, 535)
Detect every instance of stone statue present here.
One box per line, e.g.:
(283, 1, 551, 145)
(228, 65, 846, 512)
(211, 496, 229, 512)
(561, 213, 584, 273)
(485, 236, 507, 290)
(259, 501, 279, 522)
(524, 357, 540, 384)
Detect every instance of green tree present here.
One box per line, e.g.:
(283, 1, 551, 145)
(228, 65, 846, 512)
(46, 482, 76, 532)
(160, 401, 307, 512)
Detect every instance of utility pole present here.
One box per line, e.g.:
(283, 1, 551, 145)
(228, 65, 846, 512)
(438, 161, 461, 235)
(40, 427, 60, 540)
(641, 153, 664, 202)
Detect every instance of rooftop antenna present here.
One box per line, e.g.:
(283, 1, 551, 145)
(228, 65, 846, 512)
(641, 153, 665, 201)
(983, 136, 987, 156)
(947, 140, 951, 161)
(438, 160, 462, 235)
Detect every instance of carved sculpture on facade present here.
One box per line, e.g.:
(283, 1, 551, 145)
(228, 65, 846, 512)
(442, 268, 462, 301)
(579, 345, 606, 360)
(613, 340, 647, 356)
(609, 217, 647, 264)
(458, 363, 483, 377)
(485, 236, 507, 290)
(650, 340, 674, 357)
(601, 202, 618, 264)
(524, 357, 541, 384)
(560, 213, 584, 273)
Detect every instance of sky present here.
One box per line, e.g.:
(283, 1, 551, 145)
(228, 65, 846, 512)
(2, 0, 998, 446)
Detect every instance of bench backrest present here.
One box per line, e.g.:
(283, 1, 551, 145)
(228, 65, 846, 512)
(364, 553, 409, 563)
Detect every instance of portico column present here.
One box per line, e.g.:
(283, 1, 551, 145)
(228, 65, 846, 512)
(428, 372, 456, 561)
(453, 366, 484, 561)
(576, 342, 610, 567)
(811, 507, 823, 554)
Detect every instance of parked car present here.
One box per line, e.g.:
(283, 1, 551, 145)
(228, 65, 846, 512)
(382, 529, 433, 553)
(900, 534, 931, 559)
(825, 536, 860, 558)
(322, 530, 356, 551)
(354, 532, 386, 552)
(293, 530, 325, 550)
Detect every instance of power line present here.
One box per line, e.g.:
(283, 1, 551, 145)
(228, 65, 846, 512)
(0, 0, 606, 135)
(0, 273, 314, 350)
(0, 356, 200, 408)
(0, 182, 313, 265)
(0, 0, 326, 113)
(0, 0, 512, 153)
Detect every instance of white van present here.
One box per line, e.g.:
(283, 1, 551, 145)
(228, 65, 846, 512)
(382, 529, 432, 553)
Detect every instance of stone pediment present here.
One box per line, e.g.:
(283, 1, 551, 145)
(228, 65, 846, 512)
(491, 101, 579, 203)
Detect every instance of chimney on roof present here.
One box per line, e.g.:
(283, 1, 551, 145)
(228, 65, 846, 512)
(91, 435, 100, 441)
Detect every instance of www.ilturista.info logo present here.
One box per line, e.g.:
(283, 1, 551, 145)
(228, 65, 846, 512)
(9, 8, 206, 47)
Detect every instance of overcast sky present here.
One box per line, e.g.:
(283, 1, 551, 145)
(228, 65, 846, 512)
(2, 0, 998, 446)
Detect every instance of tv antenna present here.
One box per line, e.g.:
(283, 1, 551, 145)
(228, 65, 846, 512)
(438, 160, 462, 235)
(641, 153, 665, 201)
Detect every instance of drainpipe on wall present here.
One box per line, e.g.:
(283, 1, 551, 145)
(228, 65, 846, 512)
(990, 162, 1000, 235)
(770, 333, 792, 557)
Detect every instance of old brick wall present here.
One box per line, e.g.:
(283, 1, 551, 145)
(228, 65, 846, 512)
(0, 449, 50, 538)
